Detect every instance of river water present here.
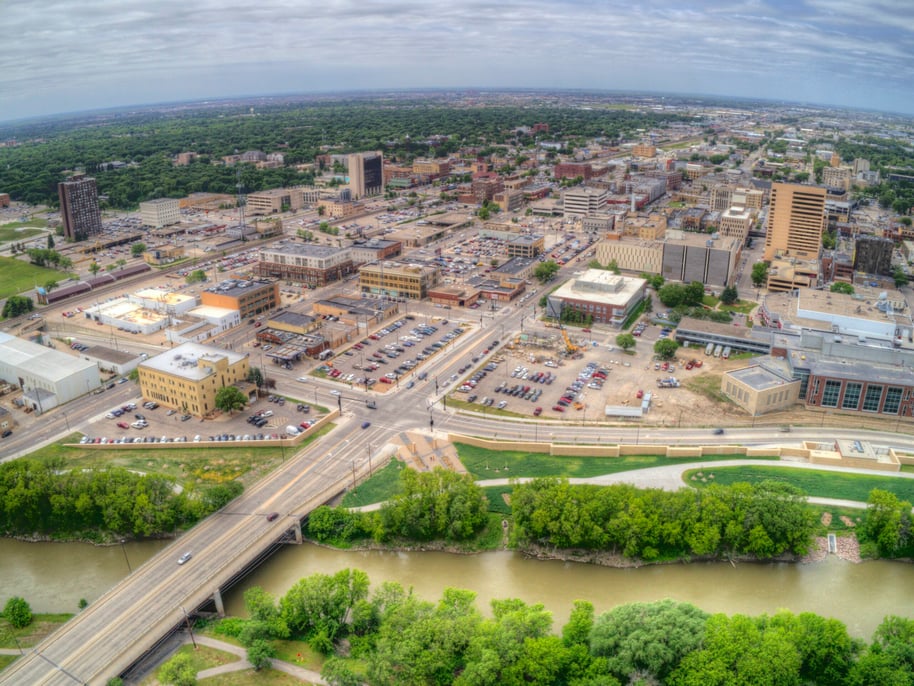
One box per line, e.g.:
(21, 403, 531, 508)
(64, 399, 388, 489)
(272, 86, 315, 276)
(3, 538, 912, 639)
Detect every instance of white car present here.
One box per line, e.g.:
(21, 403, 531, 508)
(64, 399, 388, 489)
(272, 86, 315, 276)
(177, 552, 192, 565)
(330, 390, 341, 396)
(297, 377, 308, 382)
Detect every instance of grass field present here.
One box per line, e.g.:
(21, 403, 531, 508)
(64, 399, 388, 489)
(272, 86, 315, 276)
(0, 255, 72, 301)
(0, 613, 73, 649)
(0, 226, 45, 243)
(684, 465, 914, 503)
(456, 442, 771, 480)
(29, 425, 334, 488)
(341, 458, 405, 508)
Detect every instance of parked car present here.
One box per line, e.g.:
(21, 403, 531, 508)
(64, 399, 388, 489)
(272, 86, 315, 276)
(177, 552, 193, 565)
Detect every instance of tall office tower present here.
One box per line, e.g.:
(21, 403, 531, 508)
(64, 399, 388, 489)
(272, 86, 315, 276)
(348, 152, 383, 199)
(763, 182, 827, 261)
(58, 175, 102, 241)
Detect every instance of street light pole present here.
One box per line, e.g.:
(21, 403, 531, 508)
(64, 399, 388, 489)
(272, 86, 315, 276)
(367, 443, 373, 476)
(180, 606, 197, 649)
(119, 539, 132, 573)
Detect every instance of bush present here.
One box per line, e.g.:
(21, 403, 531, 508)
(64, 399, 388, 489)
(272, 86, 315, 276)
(3, 596, 32, 628)
(157, 652, 196, 686)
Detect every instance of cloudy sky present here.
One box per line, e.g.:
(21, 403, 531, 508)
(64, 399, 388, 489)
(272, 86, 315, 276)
(3, 0, 914, 122)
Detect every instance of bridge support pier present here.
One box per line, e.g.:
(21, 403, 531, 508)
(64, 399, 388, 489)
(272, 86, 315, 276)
(292, 519, 303, 544)
(213, 588, 225, 617)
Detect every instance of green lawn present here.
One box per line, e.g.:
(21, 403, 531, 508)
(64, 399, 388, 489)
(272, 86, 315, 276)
(0, 226, 45, 242)
(720, 300, 757, 315)
(0, 613, 73, 649)
(341, 458, 405, 508)
(457, 442, 773, 480)
(684, 465, 914, 503)
(0, 256, 72, 300)
(26, 425, 334, 488)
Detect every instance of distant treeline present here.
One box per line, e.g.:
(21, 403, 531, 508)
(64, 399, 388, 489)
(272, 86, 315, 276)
(0, 458, 241, 539)
(207, 568, 914, 686)
(0, 98, 687, 208)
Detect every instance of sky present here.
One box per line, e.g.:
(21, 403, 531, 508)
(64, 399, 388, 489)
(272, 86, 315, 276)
(3, 0, 914, 122)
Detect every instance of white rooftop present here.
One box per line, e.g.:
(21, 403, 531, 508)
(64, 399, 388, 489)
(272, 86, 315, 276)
(140, 342, 247, 380)
(552, 269, 647, 306)
(0, 332, 98, 383)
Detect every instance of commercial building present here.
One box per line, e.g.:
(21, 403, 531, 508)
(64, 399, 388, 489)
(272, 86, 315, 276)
(412, 159, 450, 179)
(0, 332, 101, 411)
(165, 305, 240, 345)
(256, 243, 353, 286)
(58, 175, 102, 241)
(428, 285, 481, 308)
(822, 166, 852, 191)
(200, 279, 280, 319)
(660, 231, 741, 288)
(246, 188, 302, 215)
(595, 234, 664, 274)
(721, 361, 801, 416)
(494, 189, 525, 213)
(359, 261, 441, 300)
(138, 342, 251, 416)
(139, 198, 181, 228)
(764, 183, 827, 260)
(562, 187, 608, 217)
(143, 245, 185, 265)
(349, 238, 402, 265)
(506, 234, 544, 258)
(491, 256, 538, 281)
(718, 206, 754, 243)
(545, 270, 647, 327)
(854, 235, 894, 276)
(554, 163, 594, 180)
(84, 297, 172, 335)
(631, 143, 657, 158)
(348, 152, 383, 199)
(80, 346, 141, 377)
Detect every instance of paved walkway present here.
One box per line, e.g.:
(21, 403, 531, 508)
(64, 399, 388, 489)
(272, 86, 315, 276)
(350, 458, 914, 513)
(191, 635, 326, 684)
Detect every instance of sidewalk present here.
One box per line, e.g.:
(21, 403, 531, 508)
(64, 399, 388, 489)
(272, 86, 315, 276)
(190, 635, 327, 684)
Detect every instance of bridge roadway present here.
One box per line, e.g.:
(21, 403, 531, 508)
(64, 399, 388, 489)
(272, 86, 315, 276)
(7, 288, 914, 684)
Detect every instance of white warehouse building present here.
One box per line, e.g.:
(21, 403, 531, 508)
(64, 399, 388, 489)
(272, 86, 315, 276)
(0, 332, 101, 412)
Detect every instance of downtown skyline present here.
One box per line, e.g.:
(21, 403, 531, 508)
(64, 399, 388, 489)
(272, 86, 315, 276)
(3, 0, 914, 123)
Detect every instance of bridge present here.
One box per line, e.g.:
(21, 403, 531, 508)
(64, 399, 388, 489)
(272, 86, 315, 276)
(0, 413, 385, 685)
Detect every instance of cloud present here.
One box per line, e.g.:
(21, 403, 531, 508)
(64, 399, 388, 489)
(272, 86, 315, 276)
(1, 0, 914, 120)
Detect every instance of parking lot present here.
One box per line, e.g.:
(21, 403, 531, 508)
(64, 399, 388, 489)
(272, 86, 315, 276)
(447, 322, 749, 425)
(80, 389, 329, 445)
(315, 315, 470, 392)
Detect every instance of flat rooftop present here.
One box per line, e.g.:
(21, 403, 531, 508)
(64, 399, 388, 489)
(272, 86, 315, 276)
(551, 270, 646, 306)
(140, 342, 247, 380)
(728, 363, 794, 391)
(260, 243, 349, 258)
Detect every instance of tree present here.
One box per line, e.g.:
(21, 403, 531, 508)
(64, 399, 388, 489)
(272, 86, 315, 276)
(751, 262, 769, 288)
(88, 261, 101, 277)
(534, 260, 560, 283)
(862, 489, 912, 558)
(2, 295, 34, 318)
(46, 234, 54, 249)
(322, 656, 363, 686)
(590, 600, 709, 683)
(214, 386, 248, 414)
(616, 333, 636, 351)
(893, 266, 909, 288)
(654, 338, 680, 360)
(116, 258, 127, 269)
(830, 282, 855, 294)
(158, 652, 197, 686)
(185, 270, 207, 284)
(44, 280, 59, 293)
(247, 639, 275, 670)
(131, 242, 146, 257)
(3, 596, 32, 628)
(720, 286, 739, 305)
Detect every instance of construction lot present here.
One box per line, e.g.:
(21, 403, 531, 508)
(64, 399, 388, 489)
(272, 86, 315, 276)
(449, 325, 752, 427)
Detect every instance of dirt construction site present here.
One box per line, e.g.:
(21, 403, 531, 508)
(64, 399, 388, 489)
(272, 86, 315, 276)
(450, 325, 766, 428)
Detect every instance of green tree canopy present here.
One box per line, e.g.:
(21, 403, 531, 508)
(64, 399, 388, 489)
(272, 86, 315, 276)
(214, 385, 248, 414)
(590, 600, 709, 683)
(2, 295, 34, 318)
(131, 242, 147, 257)
(534, 260, 560, 283)
(654, 338, 680, 360)
(719, 285, 739, 305)
(3, 596, 32, 629)
(830, 282, 855, 294)
(751, 262, 769, 288)
(615, 333, 636, 351)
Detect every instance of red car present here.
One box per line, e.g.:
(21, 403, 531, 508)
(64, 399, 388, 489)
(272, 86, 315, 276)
(254, 322, 262, 327)
(552, 405, 565, 412)
(533, 407, 543, 416)
(116, 422, 129, 429)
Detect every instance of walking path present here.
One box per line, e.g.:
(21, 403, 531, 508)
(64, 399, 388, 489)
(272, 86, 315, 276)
(190, 635, 326, 684)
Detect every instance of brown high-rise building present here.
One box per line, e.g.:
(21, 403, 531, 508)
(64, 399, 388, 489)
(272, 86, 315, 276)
(58, 175, 102, 241)
(764, 183, 826, 261)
